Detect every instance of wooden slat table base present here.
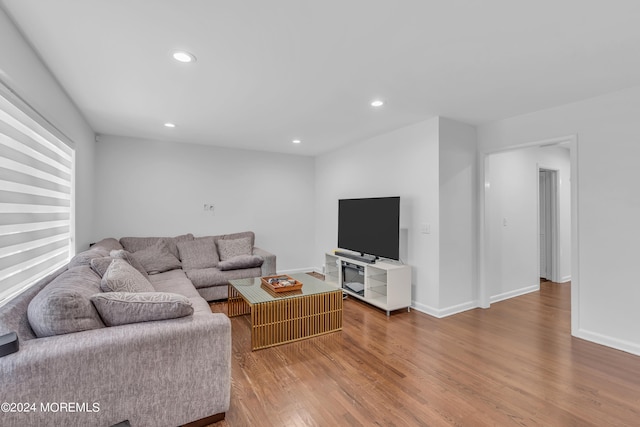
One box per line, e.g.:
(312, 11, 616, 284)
(228, 284, 251, 317)
(228, 285, 343, 351)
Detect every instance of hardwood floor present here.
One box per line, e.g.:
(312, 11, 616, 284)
(208, 280, 640, 426)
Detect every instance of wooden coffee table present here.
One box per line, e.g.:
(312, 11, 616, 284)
(228, 273, 343, 350)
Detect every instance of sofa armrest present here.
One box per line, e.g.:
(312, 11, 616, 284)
(0, 312, 230, 427)
(254, 246, 276, 276)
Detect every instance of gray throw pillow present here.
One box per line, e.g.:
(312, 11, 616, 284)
(90, 256, 115, 277)
(177, 237, 219, 270)
(119, 236, 162, 253)
(218, 254, 264, 271)
(131, 239, 182, 274)
(90, 238, 123, 253)
(27, 266, 105, 338)
(90, 292, 194, 326)
(100, 259, 155, 293)
(217, 237, 253, 261)
(110, 249, 150, 279)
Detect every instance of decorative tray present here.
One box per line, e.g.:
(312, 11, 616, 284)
(261, 275, 303, 293)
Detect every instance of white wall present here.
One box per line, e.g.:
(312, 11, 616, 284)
(0, 7, 96, 252)
(439, 118, 477, 312)
(93, 135, 316, 272)
(486, 145, 571, 302)
(478, 85, 640, 355)
(487, 149, 536, 300)
(315, 118, 441, 311)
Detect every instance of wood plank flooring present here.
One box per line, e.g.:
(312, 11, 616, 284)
(208, 280, 640, 426)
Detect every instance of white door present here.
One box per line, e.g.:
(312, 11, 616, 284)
(539, 168, 557, 281)
(539, 171, 547, 279)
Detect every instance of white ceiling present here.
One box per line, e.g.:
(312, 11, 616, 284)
(3, 0, 640, 156)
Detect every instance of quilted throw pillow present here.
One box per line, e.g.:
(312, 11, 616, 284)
(90, 292, 194, 326)
(100, 259, 155, 293)
(217, 237, 252, 261)
(131, 239, 181, 274)
(177, 237, 219, 270)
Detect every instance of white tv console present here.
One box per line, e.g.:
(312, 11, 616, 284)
(324, 252, 411, 316)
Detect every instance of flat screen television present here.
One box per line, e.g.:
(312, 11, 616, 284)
(338, 196, 400, 260)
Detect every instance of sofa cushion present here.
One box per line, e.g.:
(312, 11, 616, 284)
(221, 267, 263, 282)
(177, 237, 219, 269)
(68, 248, 109, 269)
(27, 266, 105, 338)
(131, 239, 181, 274)
(120, 234, 194, 258)
(90, 292, 194, 326)
(185, 268, 227, 289)
(217, 237, 253, 261)
(147, 269, 212, 314)
(218, 254, 264, 271)
(148, 269, 199, 296)
(101, 259, 155, 293)
(110, 249, 150, 279)
(185, 266, 263, 288)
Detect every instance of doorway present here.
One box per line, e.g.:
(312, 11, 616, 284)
(539, 168, 558, 282)
(479, 136, 577, 323)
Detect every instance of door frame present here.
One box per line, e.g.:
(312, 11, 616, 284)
(478, 134, 580, 335)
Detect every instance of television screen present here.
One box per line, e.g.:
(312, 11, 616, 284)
(338, 197, 400, 260)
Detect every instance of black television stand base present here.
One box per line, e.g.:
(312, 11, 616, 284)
(334, 251, 376, 264)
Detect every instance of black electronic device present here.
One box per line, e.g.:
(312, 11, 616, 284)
(338, 196, 400, 261)
(0, 332, 19, 357)
(335, 250, 376, 264)
(341, 261, 365, 296)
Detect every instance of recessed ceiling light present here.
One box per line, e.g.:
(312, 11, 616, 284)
(164, 122, 176, 128)
(172, 51, 196, 63)
(371, 99, 384, 107)
(292, 139, 301, 144)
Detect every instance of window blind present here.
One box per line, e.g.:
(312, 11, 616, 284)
(0, 91, 74, 305)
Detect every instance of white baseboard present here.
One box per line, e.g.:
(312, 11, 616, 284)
(490, 284, 539, 304)
(410, 301, 440, 317)
(438, 300, 479, 317)
(573, 328, 640, 357)
(559, 275, 572, 283)
(411, 300, 479, 318)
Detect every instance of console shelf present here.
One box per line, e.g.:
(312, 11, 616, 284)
(325, 253, 411, 316)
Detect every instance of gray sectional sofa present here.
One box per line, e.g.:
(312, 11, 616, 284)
(117, 231, 276, 301)
(0, 231, 276, 427)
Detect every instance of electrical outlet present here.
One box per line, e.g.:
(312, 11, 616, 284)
(203, 204, 215, 213)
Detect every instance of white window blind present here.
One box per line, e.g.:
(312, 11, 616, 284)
(0, 90, 74, 305)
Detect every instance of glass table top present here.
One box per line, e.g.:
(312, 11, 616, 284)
(228, 273, 340, 305)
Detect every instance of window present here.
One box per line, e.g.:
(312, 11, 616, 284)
(0, 86, 74, 305)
